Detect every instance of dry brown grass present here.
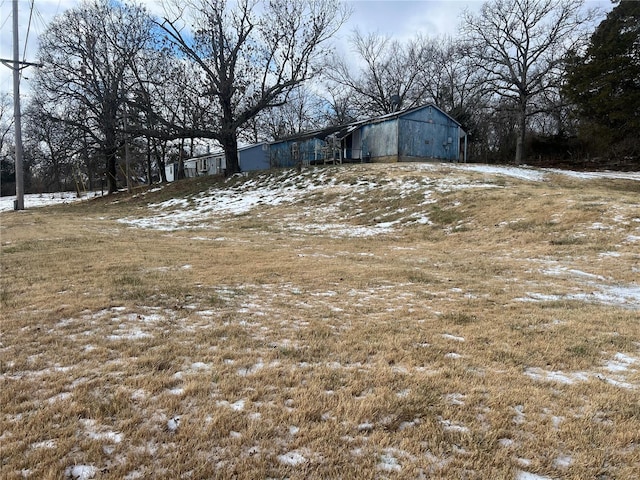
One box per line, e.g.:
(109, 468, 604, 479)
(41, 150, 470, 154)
(1, 163, 639, 479)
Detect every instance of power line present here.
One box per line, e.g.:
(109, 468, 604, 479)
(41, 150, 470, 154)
(0, 6, 11, 32)
(21, 0, 35, 65)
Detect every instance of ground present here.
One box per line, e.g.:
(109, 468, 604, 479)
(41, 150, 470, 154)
(1, 163, 639, 479)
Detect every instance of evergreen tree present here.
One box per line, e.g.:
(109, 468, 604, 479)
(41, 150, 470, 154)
(564, 1, 640, 157)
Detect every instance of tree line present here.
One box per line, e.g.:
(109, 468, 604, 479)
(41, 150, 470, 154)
(0, 0, 638, 196)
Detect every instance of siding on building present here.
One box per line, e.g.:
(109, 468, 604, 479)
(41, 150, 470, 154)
(270, 104, 463, 167)
(238, 143, 270, 171)
(270, 136, 337, 168)
(169, 143, 270, 181)
(169, 104, 463, 181)
(165, 162, 178, 182)
(397, 106, 460, 161)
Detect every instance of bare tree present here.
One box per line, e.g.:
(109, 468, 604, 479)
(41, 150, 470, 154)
(326, 31, 436, 117)
(321, 85, 358, 126)
(461, 0, 597, 164)
(244, 85, 326, 142)
(23, 98, 81, 192)
(0, 93, 16, 194)
(33, 0, 156, 193)
(158, 0, 348, 174)
(0, 93, 13, 160)
(126, 46, 190, 183)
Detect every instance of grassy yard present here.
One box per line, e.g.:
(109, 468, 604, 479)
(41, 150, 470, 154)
(1, 163, 639, 479)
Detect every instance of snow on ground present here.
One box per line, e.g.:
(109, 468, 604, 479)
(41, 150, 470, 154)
(3, 163, 640, 478)
(451, 164, 547, 182)
(2, 164, 637, 216)
(542, 168, 640, 181)
(4, 290, 639, 478)
(515, 265, 640, 310)
(64, 465, 98, 480)
(0, 191, 103, 212)
(115, 163, 640, 233)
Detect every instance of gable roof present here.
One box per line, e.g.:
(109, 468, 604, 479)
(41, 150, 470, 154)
(270, 103, 460, 145)
(363, 103, 461, 127)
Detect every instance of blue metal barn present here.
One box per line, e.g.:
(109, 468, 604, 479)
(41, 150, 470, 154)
(171, 104, 465, 180)
(269, 104, 465, 168)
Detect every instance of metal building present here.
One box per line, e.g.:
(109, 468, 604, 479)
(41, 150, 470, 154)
(269, 104, 465, 167)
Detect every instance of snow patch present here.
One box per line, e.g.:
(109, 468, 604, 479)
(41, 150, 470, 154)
(277, 450, 307, 466)
(64, 465, 98, 480)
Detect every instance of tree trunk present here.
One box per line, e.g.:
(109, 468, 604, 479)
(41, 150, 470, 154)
(146, 137, 152, 184)
(515, 98, 527, 165)
(53, 158, 61, 192)
(156, 140, 167, 183)
(177, 137, 185, 180)
(105, 146, 118, 194)
(221, 131, 240, 175)
(515, 134, 523, 165)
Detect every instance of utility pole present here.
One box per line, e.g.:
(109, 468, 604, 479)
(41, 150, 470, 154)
(12, 0, 24, 210)
(0, 0, 40, 210)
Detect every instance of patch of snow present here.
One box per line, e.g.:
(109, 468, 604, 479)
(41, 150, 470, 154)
(445, 352, 462, 359)
(31, 440, 56, 449)
(237, 361, 264, 376)
(64, 465, 98, 480)
(216, 399, 246, 411)
(513, 405, 526, 425)
(605, 353, 637, 373)
(357, 422, 374, 432)
(190, 362, 210, 370)
(166, 416, 180, 433)
(541, 266, 606, 280)
(553, 454, 573, 469)
(398, 419, 420, 430)
(498, 438, 515, 448)
(439, 418, 469, 433)
(603, 377, 635, 389)
(515, 471, 554, 480)
(445, 393, 466, 406)
(87, 430, 123, 443)
(442, 333, 465, 342)
(48, 392, 72, 403)
(454, 164, 546, 182)
(107, 329, 153, 341)
(517, 282, 640, 310)
(377, 452, 402, 472)
(0, 191, 103, 212)
(524, 367, 590, 385)
(396, 389, 410, 398)
(277, 450, 307, 466)
(130, 389, 147, 400)
(542, 168, 640, 181)
(80, 419, 123, 443)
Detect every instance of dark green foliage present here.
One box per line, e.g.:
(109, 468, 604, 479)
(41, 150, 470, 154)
(564, 1, 640, 158)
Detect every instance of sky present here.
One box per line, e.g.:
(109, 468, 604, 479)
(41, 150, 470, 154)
(0, 0, 613, 101)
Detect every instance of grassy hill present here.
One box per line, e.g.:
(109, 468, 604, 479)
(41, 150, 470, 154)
(1, 163, 639, 479)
